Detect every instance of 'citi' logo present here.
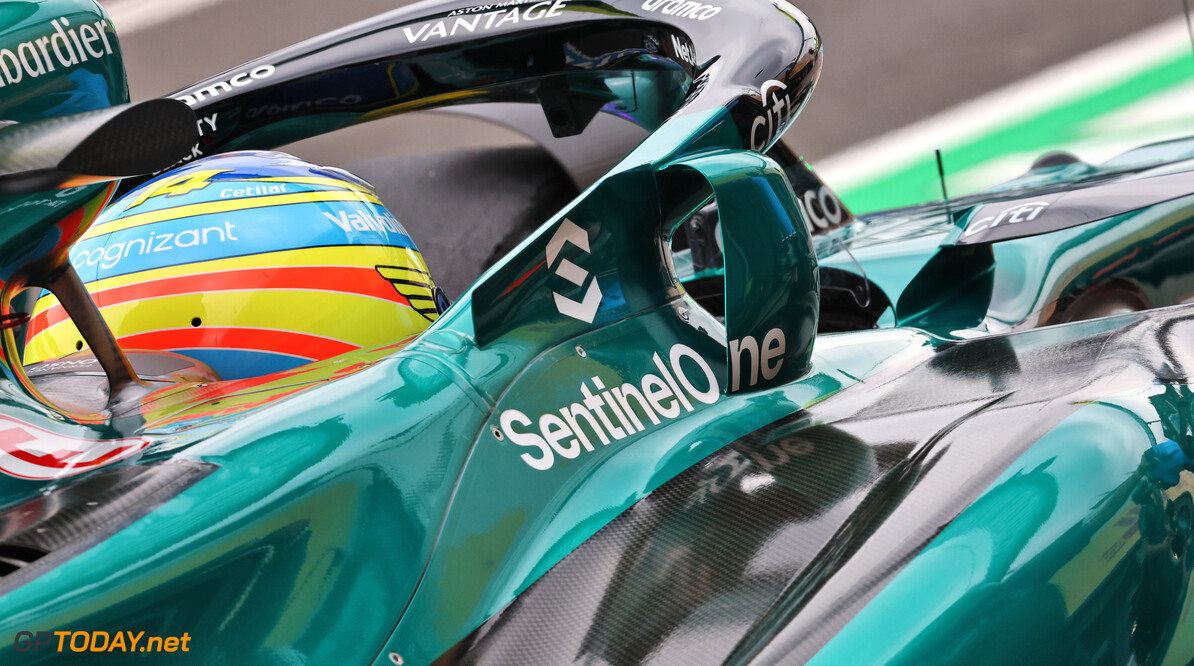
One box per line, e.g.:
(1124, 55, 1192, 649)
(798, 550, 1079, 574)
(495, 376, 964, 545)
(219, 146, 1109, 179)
(751, 80, 794, 152)
(964, 200, 1052, 238)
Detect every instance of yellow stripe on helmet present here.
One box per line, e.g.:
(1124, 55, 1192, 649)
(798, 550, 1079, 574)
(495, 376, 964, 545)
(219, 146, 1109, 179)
(25, 289, 430, 364)
(240, 176, 375, 193)
(89, 190, 385, 236)
(82, 246, 429, 293)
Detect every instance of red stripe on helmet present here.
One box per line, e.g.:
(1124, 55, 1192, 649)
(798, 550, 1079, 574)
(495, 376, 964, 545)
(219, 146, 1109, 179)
(119, 327, 358, 361)
(28, 265, 411, 336)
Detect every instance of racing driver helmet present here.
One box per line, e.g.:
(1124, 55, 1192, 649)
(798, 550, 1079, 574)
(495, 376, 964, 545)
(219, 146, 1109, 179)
(24, 151, 450, 380)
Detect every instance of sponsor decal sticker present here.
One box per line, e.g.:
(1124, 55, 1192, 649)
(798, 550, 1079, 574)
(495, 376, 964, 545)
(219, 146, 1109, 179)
(0, 414, 149, 480)
(728, 327, 786, 392)
(500, 342, 720, 470)
(751, 79, 794, 152)
(71, 221, 238, 271)
(73, 195, 412, 277)
(671, 34, 696, 67)
(196, 113, 218, 138)
(175, 65, 276, 106)
(323, 208, 403, 234)
(402, 0, 567, 44)
(0, 17, 115, 88)
(219, 184, 288, 199)
(641, 0, 722, 21)
(796, 185, 846, 230)
(158, 114, 221, 172)
(547, 218, 602, 323)
(962, 200, 1052, 239)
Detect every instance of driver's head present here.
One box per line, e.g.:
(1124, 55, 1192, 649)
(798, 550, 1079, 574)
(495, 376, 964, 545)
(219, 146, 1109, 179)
(24, 151, 448, 380)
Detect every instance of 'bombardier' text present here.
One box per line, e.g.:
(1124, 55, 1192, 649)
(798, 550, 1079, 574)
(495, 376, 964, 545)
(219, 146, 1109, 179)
(0, 17, 114, 88)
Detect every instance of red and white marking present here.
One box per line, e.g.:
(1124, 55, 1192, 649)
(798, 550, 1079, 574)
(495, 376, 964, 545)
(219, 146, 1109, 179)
(0, 414, 149, 480)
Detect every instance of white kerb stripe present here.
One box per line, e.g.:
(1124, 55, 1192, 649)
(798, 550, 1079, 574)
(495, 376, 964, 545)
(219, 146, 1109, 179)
(811, 15, 1194, 190)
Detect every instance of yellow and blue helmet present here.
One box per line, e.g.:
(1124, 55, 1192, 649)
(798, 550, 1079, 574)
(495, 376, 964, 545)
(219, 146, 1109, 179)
(25, 151, 447, 379)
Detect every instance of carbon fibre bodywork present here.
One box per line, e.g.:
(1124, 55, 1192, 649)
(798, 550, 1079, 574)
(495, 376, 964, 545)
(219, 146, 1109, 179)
(436, 308, 1194, 665)
(0, 1, 1191, 665)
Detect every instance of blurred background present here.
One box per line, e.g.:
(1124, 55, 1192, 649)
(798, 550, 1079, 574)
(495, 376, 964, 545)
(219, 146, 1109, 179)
(102, 0, 1194, 286)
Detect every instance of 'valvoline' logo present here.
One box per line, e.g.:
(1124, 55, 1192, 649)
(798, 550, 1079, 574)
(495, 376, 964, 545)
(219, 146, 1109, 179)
(323, 210, 403, 235)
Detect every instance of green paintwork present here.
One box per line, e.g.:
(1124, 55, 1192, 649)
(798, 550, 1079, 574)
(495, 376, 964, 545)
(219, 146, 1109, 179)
(0, 0, 127, 122)
(2, 1, 1194, 664)
(0, 3, 839, 662)
(811, 380, 1194, 665)
(0, 0, 128, 250)
(0, 121, 881, 661)
(674, 150, 819, 390)
(0, 0, 127, 362)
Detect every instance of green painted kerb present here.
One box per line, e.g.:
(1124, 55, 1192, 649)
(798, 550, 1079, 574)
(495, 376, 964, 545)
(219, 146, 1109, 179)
(827, 48, 1194, 213)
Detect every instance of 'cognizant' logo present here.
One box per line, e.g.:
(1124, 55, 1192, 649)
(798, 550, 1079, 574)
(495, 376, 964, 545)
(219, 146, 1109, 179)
(71, 222, 238, 271)
(499, 343, 720, 470)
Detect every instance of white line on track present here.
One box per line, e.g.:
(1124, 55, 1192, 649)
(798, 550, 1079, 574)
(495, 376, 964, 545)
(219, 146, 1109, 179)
(812, 15, 1194, 190)
(104, 0, 1194, 193)
(103, 0, 227, 35)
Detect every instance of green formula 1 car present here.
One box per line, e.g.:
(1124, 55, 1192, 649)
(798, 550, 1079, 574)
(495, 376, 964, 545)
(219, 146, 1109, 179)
(0, 1, 1192, 665)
